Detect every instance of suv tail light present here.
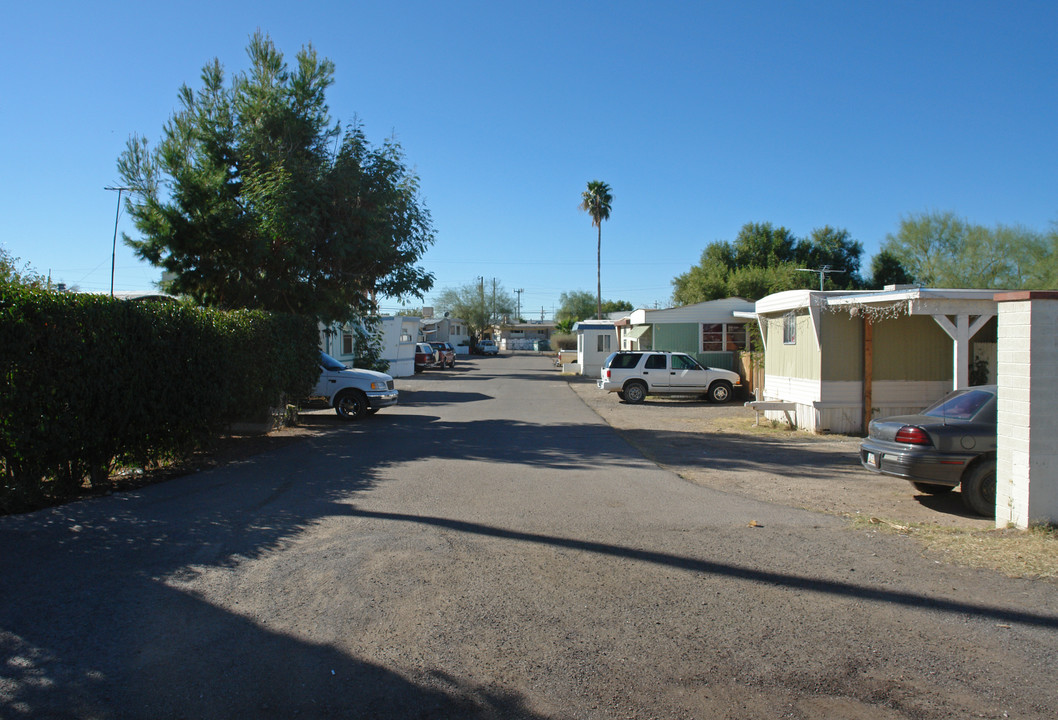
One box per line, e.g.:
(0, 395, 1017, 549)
(604, 369, 611, 379)
(895, 426, 932, 446)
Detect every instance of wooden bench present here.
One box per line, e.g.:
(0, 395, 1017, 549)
(744, 400, 797, 427)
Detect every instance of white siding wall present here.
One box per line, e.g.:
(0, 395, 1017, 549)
(763, 377, 952, 434)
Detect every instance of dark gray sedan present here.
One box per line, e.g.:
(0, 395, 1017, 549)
(859, 385, 997, 516)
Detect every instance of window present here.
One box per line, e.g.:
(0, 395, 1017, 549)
(702, 322, 749, 351)
(341, 330, 354, 355)
(607, 353, 642, 369)
(597, 334, 611, 353)
(645, 354, 667, 370)
(783, 313, 797, 345)
(671, 354, 700, 371)
(725, 323, 747, 351)
(701, 323, 723, 351)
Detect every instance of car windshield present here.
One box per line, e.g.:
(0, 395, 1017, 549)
(921, 388, 995, 421)
(319, 351, 346, 372)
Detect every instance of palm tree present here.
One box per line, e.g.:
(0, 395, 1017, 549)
(579, 180, 613, 319)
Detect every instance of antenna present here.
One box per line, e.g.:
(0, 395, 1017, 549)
(797, 265, 845, 291)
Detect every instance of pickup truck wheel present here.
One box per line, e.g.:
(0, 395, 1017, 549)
(335, 390, 368, 421)
(707, 381, 733, 403)
(961, 459, 996, 516)
(623, 382, 647, 404)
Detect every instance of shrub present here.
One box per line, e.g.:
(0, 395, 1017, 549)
(0, 284, 318, 513)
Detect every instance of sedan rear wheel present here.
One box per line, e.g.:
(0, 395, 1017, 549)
(960, 459, 996, 517)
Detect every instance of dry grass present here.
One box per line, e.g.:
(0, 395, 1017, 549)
(854, 517, 1058, 582)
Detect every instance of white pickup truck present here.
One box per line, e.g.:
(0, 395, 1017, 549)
(310, 351, 399, 420)
(597, 351, 742, 404)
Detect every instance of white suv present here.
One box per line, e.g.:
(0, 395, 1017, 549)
(597, 351, 742, 404)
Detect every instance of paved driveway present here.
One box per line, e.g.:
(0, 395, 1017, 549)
(1, 354, 1055, 719)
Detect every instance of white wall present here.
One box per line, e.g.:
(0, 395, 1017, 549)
(996, 296, 1058, 528)
(576, 328, 616, 376)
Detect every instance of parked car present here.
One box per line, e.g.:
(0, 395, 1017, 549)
(308, 351, 398, 420)
(859, 385, 997, 516)
(478, 339, 499, 356)
(597, 351, 743, 404)
(414, 342, 439, 372)
(430, 341, 456, 368)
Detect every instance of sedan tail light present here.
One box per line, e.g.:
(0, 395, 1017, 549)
(895, 426, 932, 446)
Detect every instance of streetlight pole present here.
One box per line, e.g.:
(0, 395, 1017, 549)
(105, 186, 131, 297)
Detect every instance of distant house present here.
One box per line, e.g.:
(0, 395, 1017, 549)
(494, 320, 555, 351)
(422, 316, 472, 354)
(619, 298, 756, 372)
(749, 287, 999, 433)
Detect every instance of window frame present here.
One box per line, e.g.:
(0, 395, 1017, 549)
(783, 313, 798, 345)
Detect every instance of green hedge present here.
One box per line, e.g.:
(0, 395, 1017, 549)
(0, 284, 319, 513)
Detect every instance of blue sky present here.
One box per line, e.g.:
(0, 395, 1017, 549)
(3, 1, 1056, 318)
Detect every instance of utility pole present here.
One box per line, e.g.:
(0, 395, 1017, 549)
(104, 186, 131, 297)
(515, 288, 523, 322)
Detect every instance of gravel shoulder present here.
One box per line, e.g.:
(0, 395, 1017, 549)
(565, 376, 995, 530)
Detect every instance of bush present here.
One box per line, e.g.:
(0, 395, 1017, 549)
(0, 285, 319, 513)
(550, 332, 577, 351)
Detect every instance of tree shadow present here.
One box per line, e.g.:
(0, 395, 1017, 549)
(0, 409, 642, 717)
(341, 506, 1058, 630)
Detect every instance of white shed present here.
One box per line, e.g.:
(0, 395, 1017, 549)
(573, 320, 618, 377)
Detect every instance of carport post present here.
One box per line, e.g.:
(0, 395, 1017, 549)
(994, 292, 1058, 529)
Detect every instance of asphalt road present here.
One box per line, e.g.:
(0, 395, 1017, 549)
(2, 353, 1058, 719)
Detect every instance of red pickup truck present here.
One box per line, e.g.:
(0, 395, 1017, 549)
(430, 342, 456, 368)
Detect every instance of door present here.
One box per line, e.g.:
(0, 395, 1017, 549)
(643, 353, 669, 388)
(668, 353, 710, 391)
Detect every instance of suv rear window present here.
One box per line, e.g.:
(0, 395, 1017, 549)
(606, 353, 642, 369)
(644, 354, 667, 370)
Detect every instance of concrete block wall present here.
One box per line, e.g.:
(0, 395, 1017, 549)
(995, 293, 1058, 529)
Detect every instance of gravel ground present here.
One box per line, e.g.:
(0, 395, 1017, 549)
(565, 375, 995, 530)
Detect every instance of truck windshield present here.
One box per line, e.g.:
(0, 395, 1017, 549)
(319, 351, 347, 372)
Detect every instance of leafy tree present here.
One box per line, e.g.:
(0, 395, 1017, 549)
(351, 316, 389, 373)
(556, 291, 632, 324)
(580, 180, 613, 320)
(601, 299, 633, 314)
(798, 226, 864, 287)
(0, 248, 45, 288)
(731, 222, 798, 268)
(869, 249, 913, 288)
(555, 290, 595, 324)
(672, 222, 863, 304)
(433, 281, 515, 337)
(117, 32, 434, 324)
(881, 211, 1053, 289)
